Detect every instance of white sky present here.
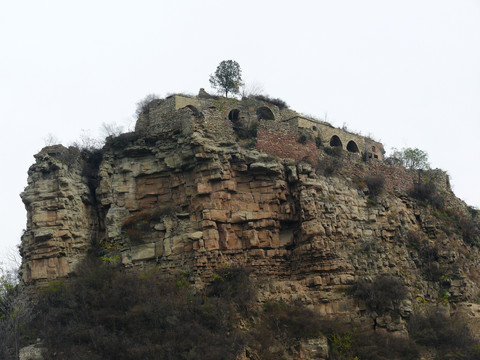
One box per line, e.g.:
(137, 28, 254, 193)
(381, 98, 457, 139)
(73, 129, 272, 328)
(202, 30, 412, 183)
(1, 0, 479, 261)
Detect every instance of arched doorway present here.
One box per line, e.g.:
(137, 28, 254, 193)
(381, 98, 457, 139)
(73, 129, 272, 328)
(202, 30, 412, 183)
(256, 106, 275, 120)
(346, 140, 359, 153)
(228, 109, 240, 121)
(330, 135, 343, 148)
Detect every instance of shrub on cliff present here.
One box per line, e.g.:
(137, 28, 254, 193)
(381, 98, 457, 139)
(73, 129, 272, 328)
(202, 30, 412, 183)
(408, 307, 479, 359)
(0, 266, 31, 360)
(252, 94, 288, 109)
(365, 175, 385, 199)
(208, 265, 256, 315)
(251, 301, 322, 359)
(33, 257, 247, 360)
(135, 93, 162, 117)
(353, 275, 407, 314)
(319, 320, 419, 360)
(409, 173, 448, 210)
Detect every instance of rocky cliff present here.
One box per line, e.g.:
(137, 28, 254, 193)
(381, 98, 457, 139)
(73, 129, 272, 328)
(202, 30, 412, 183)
(19, 93, 480, 336)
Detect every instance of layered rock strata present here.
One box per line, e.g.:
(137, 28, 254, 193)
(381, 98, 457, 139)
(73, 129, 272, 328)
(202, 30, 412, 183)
(20, 95, 480, 334)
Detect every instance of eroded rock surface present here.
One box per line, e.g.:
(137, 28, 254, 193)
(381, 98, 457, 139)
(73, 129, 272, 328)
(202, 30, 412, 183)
(19, 95, 480, 336)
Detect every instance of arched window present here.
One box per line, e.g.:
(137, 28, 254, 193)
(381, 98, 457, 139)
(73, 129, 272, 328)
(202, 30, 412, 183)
(256, 106, 275, 120)
(347, 140, 359, 153)
(330, 135, 342, 147)
(228, 109, 240, 121)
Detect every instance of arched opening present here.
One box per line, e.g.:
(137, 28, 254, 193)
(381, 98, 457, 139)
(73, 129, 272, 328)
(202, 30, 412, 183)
(183, 105, 202, 117)
(347, 140, 359, 153)
(228, 109, 240, 121)
(256, 106, 275, 120)
(330, 135, 342, 148)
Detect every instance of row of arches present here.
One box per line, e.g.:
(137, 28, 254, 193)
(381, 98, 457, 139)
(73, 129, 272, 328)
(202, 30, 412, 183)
(228, 107, 275, 122)
(182, 105, 276, 122)
(329, 135, 359, 153)
(182, 104, 362, 156)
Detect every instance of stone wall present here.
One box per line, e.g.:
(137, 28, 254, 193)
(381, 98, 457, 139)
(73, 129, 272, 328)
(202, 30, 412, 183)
(285, 116, 384, 159)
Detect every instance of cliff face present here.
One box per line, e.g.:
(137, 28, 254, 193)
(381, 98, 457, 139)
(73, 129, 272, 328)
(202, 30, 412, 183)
(19, 95, 480, 333)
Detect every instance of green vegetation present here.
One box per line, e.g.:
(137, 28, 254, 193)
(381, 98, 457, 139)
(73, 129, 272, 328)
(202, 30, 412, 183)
(3, 257, 480, 359)
(209, 60, 243, 97)
(387, 147, 430, 170)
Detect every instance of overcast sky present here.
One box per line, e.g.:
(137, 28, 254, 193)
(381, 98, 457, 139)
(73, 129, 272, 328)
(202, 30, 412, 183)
(1, 0, 479, 264)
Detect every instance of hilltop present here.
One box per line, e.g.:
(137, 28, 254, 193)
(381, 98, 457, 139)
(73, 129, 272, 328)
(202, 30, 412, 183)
(10, 89, 480, 359)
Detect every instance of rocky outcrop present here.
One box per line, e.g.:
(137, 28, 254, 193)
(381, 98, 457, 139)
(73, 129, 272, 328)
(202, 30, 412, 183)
(19, 95, 480, 335)
(20, 146, 98, 283)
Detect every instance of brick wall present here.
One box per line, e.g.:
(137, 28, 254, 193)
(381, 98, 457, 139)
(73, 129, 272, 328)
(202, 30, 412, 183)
(256, 122, 318, 162)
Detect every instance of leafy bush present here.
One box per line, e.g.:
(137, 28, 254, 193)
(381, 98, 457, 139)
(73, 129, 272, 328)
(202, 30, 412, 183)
(405, 230, 422, 250)
(105, 132, 141, 150)
(207, 265, 256, 315)
(0, 267, 30, 360)
(319, 320, 419, 360)
(386, 147, 430, 170)
(232, 118, 258, 140)
(324, 145, 344, 158)
(298, 134, 308, 144)
(246, 139, 257, 149)
(33, 257, 247, 360)
(365, 175, 385, 199)
(457, 214, 480, 246)
(411, 180, 445, 209)
(408, 307, 479, 359)
(253, 94, 288, 109)
(318, 157, 343, 176)
(353, 275, 407, 314)
(135, 94, 162, 117)
(317, 148, 344, 176)
(251, 301, 322, 359)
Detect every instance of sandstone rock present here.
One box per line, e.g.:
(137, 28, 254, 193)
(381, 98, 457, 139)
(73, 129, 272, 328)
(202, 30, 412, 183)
(299, 336, 329, 359)
(19, 343, 45, 360)
(19, 97, 480, 342)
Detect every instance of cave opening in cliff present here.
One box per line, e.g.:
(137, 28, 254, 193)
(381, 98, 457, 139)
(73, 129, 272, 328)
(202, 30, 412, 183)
(347, 140, 359, 153)
(330, 135, 342, 147)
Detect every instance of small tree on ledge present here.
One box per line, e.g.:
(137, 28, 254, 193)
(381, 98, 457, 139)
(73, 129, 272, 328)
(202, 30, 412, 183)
(209, 60, 243, 98)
